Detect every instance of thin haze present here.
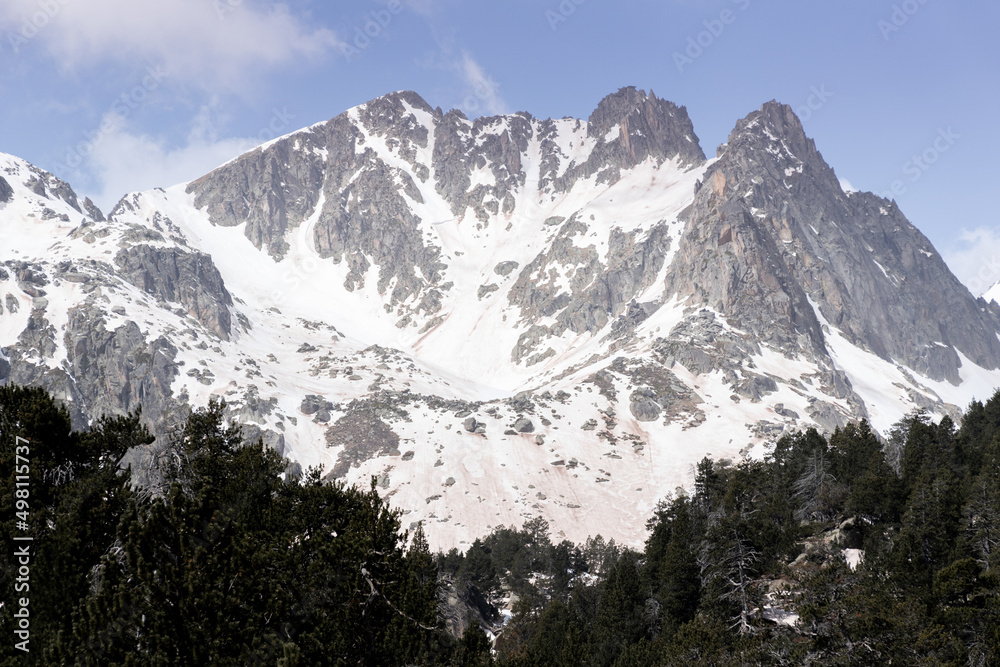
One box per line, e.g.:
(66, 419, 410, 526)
(0, 0, 997, 292)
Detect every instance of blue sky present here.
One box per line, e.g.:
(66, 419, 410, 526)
(1, 0, 998, 292)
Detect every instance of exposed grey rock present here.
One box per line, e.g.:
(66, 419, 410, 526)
(665, 101, 1000, 385)
(326, 409, 401, 478)
(735, 375, 778, 401)
(629, 397, 661, 422)
(0, 176, 12, 203)
(805, 399, 849, 432)
(300, 394, 333, 416)
(240, 424, 286, 456)
(512, 417, 534, 433)
(463, 416, 485, 433)
(231, 385, 277, 424)
(494, 260, 519, 277)
(549, 87, 706, 192)
(82, 197, 105, 221)
(772, 403, 799, 420)
(23, 167, 88, 214)
(5, 89, 1000, 552)
(507, 217, 676, 363)
(113, 245, 233, 339)
(186, 125, 327, 258)
(437, 575, 501, 640)
(0, 296, 186, 476)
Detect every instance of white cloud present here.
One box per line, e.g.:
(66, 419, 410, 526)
(942, 227, 1000, 297)
(838, 177, 856, 193)
(0, 0, 342, 91)
(76, 104, 299, 212)
(455, 51, 507, 117)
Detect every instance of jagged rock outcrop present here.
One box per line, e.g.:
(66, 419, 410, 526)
(558, 87, 706, 188)
(665, 101, 1000, 384)
(114, 245, 234, 339)
(437, 577, 501, 639)
(2, 300, 182, 432)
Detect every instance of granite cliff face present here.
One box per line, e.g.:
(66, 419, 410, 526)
(3, 88, 1000, 548)
(668, 102, 1000, 385)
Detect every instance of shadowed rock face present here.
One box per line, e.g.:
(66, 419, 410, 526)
(183, 88, 713, 356)
(0, 176, 13, 203)
(3, 300, 182, 434)
(666, 101, 1000, 384)
(569, 86, 706, 184)
(114, 246, 234, 340)
(176, 90, 1000, 405)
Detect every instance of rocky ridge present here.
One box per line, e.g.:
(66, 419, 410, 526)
(3, 88, 1000, 549)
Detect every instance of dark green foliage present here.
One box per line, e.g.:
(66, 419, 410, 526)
(452, 624, 493, 667)
(482, 394, 1000, 666)
(643, 496, 700, 637)
(6, 383, 1000, 665)
(1, 389, 451, 666)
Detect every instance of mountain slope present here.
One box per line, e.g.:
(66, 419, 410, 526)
(3, 88, 999, 548)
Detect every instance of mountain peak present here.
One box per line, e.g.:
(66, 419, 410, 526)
(586, 86, 706, 166)
(0, 153, 100, 219)
(8, 89, 998, 549)
(587, 86, 649, 131)
(725, 101, 817, 164)
(358, 89, 436, 117)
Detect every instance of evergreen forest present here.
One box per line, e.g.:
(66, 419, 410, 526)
(2, 383, 1000, 665)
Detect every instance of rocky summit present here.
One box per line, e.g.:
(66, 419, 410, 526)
(3, 87, 1000, 549)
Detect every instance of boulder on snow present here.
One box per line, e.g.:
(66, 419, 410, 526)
(493, 260, 519, 277)
(630, 397, 661, 422)
(463, 417, 486, 433)
(513, 417, 534, 433)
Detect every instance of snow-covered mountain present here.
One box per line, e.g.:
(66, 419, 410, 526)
(983, 280, 1000, 306)
(4, 87, 1000, 549)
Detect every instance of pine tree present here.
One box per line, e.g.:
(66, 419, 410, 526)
(591, 552, 645, 666)
(893, 468, 962, 589)
(963, 469, 1000, 571)
(643, 496, 700, 637)
(452, 624, 493, 666)
(794, 444, 839, 523)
